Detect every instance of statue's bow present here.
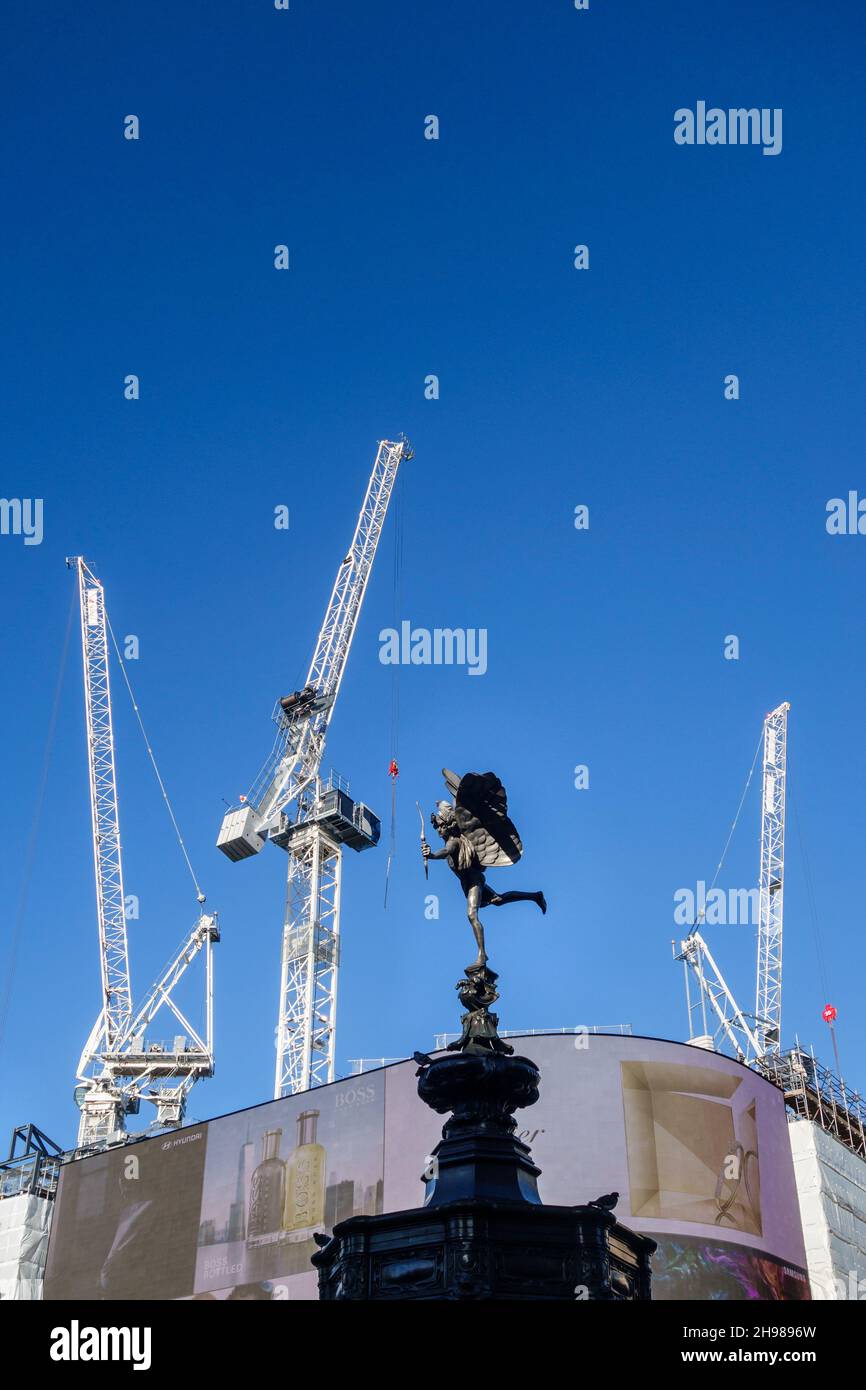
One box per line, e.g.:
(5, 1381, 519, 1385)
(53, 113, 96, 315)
(415, 800, 429, 880)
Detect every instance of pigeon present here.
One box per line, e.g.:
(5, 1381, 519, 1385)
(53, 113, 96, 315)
(588, 1191, 619, 1211)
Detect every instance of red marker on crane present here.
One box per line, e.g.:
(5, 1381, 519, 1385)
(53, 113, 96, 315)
(383, 759, 401, 907)
(822, 1004, 843, 1079)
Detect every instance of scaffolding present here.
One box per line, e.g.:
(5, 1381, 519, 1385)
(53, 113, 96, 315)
(759, 1047, 866, 1160)
(0, 1125, 64, 1202)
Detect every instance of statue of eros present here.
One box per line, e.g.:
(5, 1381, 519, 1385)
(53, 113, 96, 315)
(422, 769, 546, 972)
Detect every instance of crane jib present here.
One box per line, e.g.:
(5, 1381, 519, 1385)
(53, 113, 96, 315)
(217, 437, 410, 862)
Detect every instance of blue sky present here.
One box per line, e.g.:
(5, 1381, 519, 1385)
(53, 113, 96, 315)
(2, 0, 865, 1145)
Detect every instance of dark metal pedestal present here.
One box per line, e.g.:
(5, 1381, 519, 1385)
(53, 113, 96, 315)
(312, 1044, 655, 1300)
(313, 1193, 653, 1301)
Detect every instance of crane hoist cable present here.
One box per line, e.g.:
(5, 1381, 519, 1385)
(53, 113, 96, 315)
(105, 615, 206, 905)
(687, 729, 763, 933)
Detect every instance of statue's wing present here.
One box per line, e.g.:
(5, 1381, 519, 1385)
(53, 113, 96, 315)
(442, 768, 461, 801)
(449, 770, 523, 868)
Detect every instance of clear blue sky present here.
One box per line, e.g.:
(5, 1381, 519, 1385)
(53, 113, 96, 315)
(2, 0, 865, 1145)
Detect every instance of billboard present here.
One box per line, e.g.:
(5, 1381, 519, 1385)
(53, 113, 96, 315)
(43, 1035, 809, 1300)
(45, 1077, 384, 1301)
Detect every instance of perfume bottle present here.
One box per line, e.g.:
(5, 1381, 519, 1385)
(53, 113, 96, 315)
(247, 1128, 285, 1239)
(283, 1110, 325, 1234)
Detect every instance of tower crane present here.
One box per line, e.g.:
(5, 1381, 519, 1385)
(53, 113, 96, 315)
(69, 556, 218, 1149)
(675, 702, 790, 1066)
(754, 701, 789, 1056)
(217, 436, 412, 1099)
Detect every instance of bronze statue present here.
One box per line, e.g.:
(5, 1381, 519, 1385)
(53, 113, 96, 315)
(422, 769, 546, 972)
(446, 967, 513, 1054)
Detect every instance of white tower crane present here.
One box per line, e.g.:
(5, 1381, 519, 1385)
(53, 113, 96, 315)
(754, 701, 789, 1056)
(675, 702, 790, 1067)
(216, 437, 412, 1098)
(69, 557, 219, 1149)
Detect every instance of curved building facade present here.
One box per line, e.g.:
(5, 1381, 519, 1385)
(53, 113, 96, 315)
(43, 1033, 809, 1301)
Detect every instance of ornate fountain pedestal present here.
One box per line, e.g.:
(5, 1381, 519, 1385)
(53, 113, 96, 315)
(312, 968, 656, 1301)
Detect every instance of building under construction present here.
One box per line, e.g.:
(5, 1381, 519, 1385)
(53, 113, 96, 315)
(674, 703, 866, 1301)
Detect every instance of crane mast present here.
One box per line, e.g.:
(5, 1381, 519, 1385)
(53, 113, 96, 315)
(217, 437, 412, 1098)
(73, 557, 134, 1054)
(755, 701, 789, 1056)
(69, 556, 218, 1149)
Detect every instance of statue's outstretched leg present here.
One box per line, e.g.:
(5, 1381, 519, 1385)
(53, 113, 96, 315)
(465, 883, 487, 968)
(489, 890, 547, 914)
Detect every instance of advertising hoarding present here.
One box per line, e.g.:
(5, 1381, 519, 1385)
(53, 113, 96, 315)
(44, 1034, 809, 1301)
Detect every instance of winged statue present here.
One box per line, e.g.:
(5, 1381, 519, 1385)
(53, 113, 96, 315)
(422, 769, 546, 972)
